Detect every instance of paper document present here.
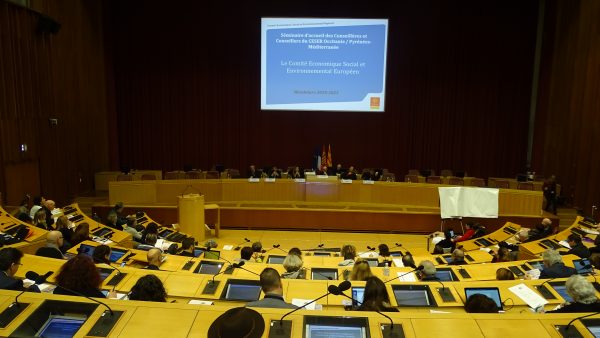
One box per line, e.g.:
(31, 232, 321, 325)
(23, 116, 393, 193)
(558, 240, 571, 249)
(581, 228, 600, 235)
(396, 272, 417, 282)
(358, 251, 378, 258)
(526, 268, 541, 280)
(479, 247, 492, 253)
(188, 300, 214, 305)
(222, 245, 234, 251)
(392, 258, 404, 267)
(508, 283, 548, 309)
(292, 298, 321, 310)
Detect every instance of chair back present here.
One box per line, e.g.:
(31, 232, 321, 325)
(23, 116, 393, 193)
(141, 174, 156, 180)
(117, 174, 132, 181)
(440, 169, 453, 177)
(469, 178, 486, 187)
(494, 180, 510, 189)
(426, 176, 442, 184)
(405, 174, 419, 183)
(185, 171, 202, 179)
(517, 182, 534, 190)
(206, 170, 220, 179)
(448, 177, 464, 186)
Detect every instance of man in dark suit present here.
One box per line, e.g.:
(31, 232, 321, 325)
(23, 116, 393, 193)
(566, 233, 591, 258)
(0, 247, 39, 292)
(247, 165, 260, 179)
(246, 268, 297, 309)
(35, 231, 65, 259)
(540, 249, 577, 278)
(341, 166, 357, 180)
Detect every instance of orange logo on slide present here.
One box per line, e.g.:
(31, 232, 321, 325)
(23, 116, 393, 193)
(370, 97, 380, 109)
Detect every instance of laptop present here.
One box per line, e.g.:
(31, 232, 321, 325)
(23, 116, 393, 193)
(464, 287, 503, 310)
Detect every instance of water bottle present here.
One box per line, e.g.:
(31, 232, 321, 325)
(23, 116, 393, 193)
(383, 261, 390, 277)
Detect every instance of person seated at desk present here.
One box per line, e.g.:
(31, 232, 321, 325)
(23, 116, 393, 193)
(565, 233, 591, 259)
(349, 259, 374, 281)
(246, 267, 297, 309)
(123, 216, 143, 243)
(70, 222, 91, 247)
(356, 276, 398, 312)
(55, 215, 74, 250)
(464, 294, 499, 313)
(208, 307, 265, 338)
(236, 246, 253, 264)
(92, 245, 111, 264)
(435, 230, 455, 253)
(129, 274, 167, 302)
(402, 254, 417, 269)
(145, 248, 163, 270)
(499, 229, 529, 251)
(177, 237, 196, 257)
(378, 244, 392, 266)
(247, 164, 260, 179)
(29, 195, 45, 220)
(339, 244, 357, 266)
(539, 249, 577, 279)
(317, 165, 329, 176)
(0, 248, 40, 292)
(32, 208, 51, 230)
(104, 211, 120, 231)
(137, 233, 158, 251)
(140, 222, 159, 244)
(341, 166, 358, 180)
(453, 222, 477, 243)
(35, 231, 65, 259)
(53, 255, 115, 298)
(110, 202, 127, 228)
(447, 249, 467, 265)
(269, 166, 281, 178)
(288, 166, 304, 179)
(528, 218, 553, 242)
(281, 254, 304, 279)
(251, 242, 264, 262)
(335, 163, 344, 176)
(491, 247, 511, 263)
(417, 260, 437, 281)
(547, 275, 600, 313)
(288, 247, 302, 257)
(496, 267, 515, 280)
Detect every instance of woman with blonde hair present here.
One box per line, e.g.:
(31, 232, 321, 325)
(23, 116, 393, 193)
(350, 259, 374, 281)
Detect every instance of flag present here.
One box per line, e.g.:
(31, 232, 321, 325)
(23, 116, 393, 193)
(327, 144, 332, 167)
(321, 144, 327, 168)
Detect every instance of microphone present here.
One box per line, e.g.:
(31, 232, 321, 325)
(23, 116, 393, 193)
(335, 283, 398, 337)
(14, 271, 51, 306)
(201, 261, 235, 295)
(234, 238, 251, 251)
(564, 311, 600, 332)
(432, 277, 454, 301)
(103, 259, 127, 290)
(233, 261, 260, 277)
(279, 281, 349, 324)
(318, 243, 324, 248)
(211, 263, 234, 285)
(25, 271, 116, 316)
(264, 244, 288, 254)
(384, 266, 424, 283)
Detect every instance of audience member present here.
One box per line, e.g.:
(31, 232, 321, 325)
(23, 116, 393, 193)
(177, 237, 196, 257)
(491, 247, 511, 263)
(207, 307, 265, 338)
(54, 255, 114, 298)
(70, 222, 91, 247)
(448, 249, 467, 265)
(543, 175, 558, 215)
(357, 276, 398, 312)
(110, 202, 127, 227)
(453, 222, 476, 242)
(547, 275, 600, 313)
(33, 209, 50, 230)
(464, 294, 499, 313)
(141, 222, 159, 244)
(239, 246, 253, 263)
(246, 268, 297, 309)
(378, 244, 391, 261)
(146, 248, 163, 270)
(339, 244, 357, 266)
(29, 196, 45, 220)
(0, 248, 39, 292)
(436, 230, 455, 253)
(55, 215, 74, 248)
(540, 249, 577, 278)
(566, 233, 591, 258)
(92, 245, 111, 264)
(288, 247, 302, 257)
(42, 199, 56, 228)
(402, 254, 417, 269)
(417, 260, 437, 281)
(123, 216, 143, 242)
(35, 231, 65, 259)
(251, 242, 263, 262)
(349, 259, 374, 281)
(496, 268, 515, 280)
(105, 211, 120, 230)
(129, 275, 167, 302)
(281, 254, 304, 279)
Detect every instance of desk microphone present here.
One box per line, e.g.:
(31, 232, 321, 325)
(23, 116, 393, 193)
(279, 281, 350, 324)
(264, 244, 288, 254)
(103, 260, 127, 291)
(14, 271, 50, 306)
(384, 266, 424, 283)
(210, 263, 234, 285)
(392, 243, 404, 256)
(563, 310, 600, 333)
(234, 238, 251, 251)
(335, 285, 399, 337)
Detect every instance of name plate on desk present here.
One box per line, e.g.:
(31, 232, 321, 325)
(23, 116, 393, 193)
(294, 178, 306, 183)
(316, 175, 329, 179)
(340, 179, 352, 184)
(264, 178, 276, 183)
(305, 171, 316, 176)
(362, 180, 375, 185)
(248, 178, 260, 183)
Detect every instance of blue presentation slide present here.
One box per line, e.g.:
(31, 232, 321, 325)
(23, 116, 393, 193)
(261, 18, 388, 112)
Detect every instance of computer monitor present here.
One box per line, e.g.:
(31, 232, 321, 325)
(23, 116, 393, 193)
(582, 319, 600, 337)
(97, 267, 113, 282)
(442, 255, 453, 264)
(392, 285, 435, 307)
(390, 251, 403, 257)
(435, 269, 454, 282)
(351, 287, 365, 306)
(204, 250, 220, 260)
(550, 282, 574, 303)
(78, 243, 95, 257)
(303, 316, 369, 338)
(475, 238, 493, 247)
(193, 247, 204, 257)
(267, 255, 286, 264)
(311, 268, 338, 280)
(194, 261, 223, 275)
(365, 259, 379, 267)
(108, 248, 128, 263)
(541, 239, 562, 250)
(464, 287, 502, 310)
(313, 252, 330, 257)
(221, 280, 262, 301)
(574, 258, 593, 274)
(158, 229, 174, 239)
(527, 260, 545, 271)
(93, 228, 112, 237)
(35, 315, 86, 338)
